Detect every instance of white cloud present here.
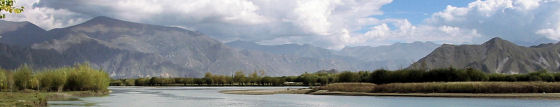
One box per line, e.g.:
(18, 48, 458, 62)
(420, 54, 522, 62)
(3, 0, 560, 49)
(537, 23, 560, 40)
(3, 0, 88, 29)
(350, 19, 482, 46)
(426, 0, 560, 45)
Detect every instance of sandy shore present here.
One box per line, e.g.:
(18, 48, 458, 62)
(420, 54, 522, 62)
(220, 88, 560, 99)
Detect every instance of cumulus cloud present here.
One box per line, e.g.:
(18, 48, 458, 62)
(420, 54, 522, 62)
(13, 0, 394, 49)
(2, 0, 560, 49)
(426, 0, 560, 45)
(3, 0, 88, 29)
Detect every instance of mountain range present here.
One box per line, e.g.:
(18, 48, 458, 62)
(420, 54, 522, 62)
(0, 16, 439, 78)
(226, 41, 439, 70)
(409, 37, 560, 74)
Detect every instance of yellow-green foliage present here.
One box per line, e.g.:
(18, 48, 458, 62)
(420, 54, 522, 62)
(65, 63, 110, 91)
(0, 63, 109, 92)
(35, 68, 67, 92)
(0, 68, 5, 90)
(374, 82, 560, 93)
(317, 83, 376, 92)
(13, 64, 32, 90)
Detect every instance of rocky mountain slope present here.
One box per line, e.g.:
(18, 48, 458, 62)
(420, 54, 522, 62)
(0, 17, 368, 78)
(409, 37, 560, 73)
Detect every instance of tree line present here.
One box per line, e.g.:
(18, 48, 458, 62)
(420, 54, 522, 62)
(112, 68, 560, 86)
(0, 63, 110, 92)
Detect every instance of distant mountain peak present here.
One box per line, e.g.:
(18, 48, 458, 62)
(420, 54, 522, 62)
(482, 37, 518, 48)
(72, 16, 142, 28)
(409, 37, 560, 74)
(88, 16, 121, 22)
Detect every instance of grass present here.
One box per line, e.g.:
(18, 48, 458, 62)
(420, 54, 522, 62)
(316, 82, 560, 93)
(374, 82, 560, 93)
(0, 90, 108, 106)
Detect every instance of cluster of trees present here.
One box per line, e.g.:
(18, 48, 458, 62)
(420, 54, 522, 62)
(488, 70, 560, 82)
(0, 63, 110, 92)
(114, 67, 560, 86)
(112, 70, 294, 86)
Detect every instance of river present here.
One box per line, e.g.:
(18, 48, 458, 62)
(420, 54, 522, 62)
(49, 86, 560, 107)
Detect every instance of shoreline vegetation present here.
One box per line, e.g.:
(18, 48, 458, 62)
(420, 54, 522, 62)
(111, 67, 560, 87)
(110, 67, 560, 99)
(0, 63, 111, 106)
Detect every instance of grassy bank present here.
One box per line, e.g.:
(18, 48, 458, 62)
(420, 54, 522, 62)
(0, 90, 108, 106)
(374, 82, 560, 93)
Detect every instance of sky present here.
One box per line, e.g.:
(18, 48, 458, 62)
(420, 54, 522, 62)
(3, 0, 560, 50)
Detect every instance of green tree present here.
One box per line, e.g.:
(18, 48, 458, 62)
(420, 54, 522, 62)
(13, 64, 32, 90)
(370, 69, 391, 84)
(0, 68, 6, 90)
(204, 72, 214, 85)
(337, 71, 358, 82)
(0, 0, 24, 18)
(234, 71, 246, 85)
(249, 71, 259, 85)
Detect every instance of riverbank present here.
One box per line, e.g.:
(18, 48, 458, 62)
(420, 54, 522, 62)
(220, 82, 560, 99)
(0, 90, 109, 106)
(219, 88, 312, 95)
(220, 87, 560, 99)
(310, 91, 560, 99)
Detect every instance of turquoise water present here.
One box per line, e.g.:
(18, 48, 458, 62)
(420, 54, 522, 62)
(49, 87, 560, 107)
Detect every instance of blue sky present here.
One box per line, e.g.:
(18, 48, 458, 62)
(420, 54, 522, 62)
(358, 0, 476, 34)
(5, 0, 560, 49)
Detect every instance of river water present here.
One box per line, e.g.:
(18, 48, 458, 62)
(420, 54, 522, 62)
(49, 86, 560, 107)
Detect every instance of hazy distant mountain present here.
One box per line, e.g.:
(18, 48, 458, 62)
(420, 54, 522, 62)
(409, 37, 560, 73)
(337, 42, 439, 69)
(0, 17, 372, 78)
(226, 40, 439, 70)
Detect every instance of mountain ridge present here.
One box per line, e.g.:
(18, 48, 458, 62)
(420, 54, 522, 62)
(0, 16, 374, 78)
(409, 37, 560, 73)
